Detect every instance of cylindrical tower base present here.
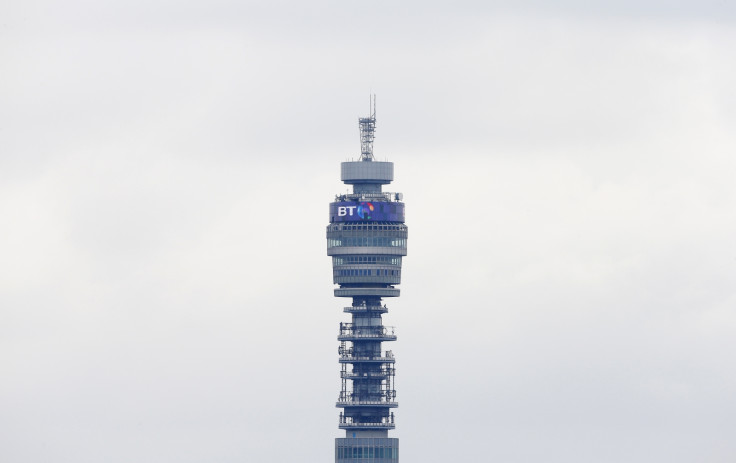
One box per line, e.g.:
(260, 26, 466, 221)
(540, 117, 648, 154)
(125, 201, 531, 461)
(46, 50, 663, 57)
(336, 437, 398, 462)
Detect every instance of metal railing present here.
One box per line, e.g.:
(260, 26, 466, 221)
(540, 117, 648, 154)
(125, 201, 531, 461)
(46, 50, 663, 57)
(339, 355, 396, 363)
(339, 349, 393, 357)
(338, 325, 396, 341)
(339, 324, 395, 335)
(343, 305, 388, 313)
(336, 399, 398, 407)
(339, 421, 395, 429)
(338, 390, 396, 402)
(335, 192, 402, 202)
(338, 414, 395, 429)
(337, 331, 396, 341)
(341, 369, 394, 379)
(338, 349, 395, 363)
(338, 334, 397, 342)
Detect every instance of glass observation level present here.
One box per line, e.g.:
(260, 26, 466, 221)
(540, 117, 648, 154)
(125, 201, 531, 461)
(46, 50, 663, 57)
(327, 101, 405, 463)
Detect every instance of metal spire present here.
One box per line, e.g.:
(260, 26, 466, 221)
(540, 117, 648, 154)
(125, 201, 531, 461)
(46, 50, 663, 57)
(358, 95, 376, 161)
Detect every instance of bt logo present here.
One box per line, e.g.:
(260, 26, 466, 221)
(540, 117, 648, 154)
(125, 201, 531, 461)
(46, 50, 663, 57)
(337, 202, 374, 219)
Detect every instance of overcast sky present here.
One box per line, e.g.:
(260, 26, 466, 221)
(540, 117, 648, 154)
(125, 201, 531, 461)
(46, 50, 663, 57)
(1, 1, 735, 462)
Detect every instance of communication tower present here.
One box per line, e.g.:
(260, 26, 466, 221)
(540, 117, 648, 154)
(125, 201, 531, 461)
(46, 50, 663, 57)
(327, 99, 407, 462)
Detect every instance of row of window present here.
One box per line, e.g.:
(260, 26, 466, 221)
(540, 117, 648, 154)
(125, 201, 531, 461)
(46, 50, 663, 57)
(327, 233, 408, 242)
(327, 238, 407, 248)
(337, 447, 398, 460)
(333, 256, 401, 266)
(335, 269, 400, 277)
(328, 223, 407, 232)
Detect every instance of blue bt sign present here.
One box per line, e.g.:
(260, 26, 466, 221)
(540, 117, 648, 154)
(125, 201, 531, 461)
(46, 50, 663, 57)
(329, 201, 405, 223)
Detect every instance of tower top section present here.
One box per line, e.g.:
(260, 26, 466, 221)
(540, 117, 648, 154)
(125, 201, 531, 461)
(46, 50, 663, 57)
(358, 95, 376, 162)
(341, 161, 393, 185)
(343, 96, 393, 188)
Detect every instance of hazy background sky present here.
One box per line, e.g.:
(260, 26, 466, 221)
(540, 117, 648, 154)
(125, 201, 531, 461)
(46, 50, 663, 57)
(1, 1, 735, 462)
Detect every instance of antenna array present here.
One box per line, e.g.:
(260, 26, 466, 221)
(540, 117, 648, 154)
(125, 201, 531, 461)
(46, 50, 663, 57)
(359, 95, 376, 161)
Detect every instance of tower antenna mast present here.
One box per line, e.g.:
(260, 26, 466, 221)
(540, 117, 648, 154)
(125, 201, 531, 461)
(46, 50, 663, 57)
(358, 94, 376, 161)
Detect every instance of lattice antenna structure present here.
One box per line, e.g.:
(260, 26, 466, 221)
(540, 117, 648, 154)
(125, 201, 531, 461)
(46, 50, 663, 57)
(359, 95, 377, 161)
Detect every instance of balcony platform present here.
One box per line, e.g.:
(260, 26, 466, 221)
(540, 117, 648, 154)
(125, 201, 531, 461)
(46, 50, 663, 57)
(336, 400, 398, 408)
(343, 305, 388, 314)
(338, 333, 397, 342)
(334, 287, 400, 297)
(340, 371, 393, 380)
(338, 421, 395, 430)
(339, 355, 395, 364)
